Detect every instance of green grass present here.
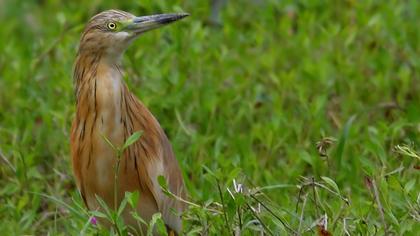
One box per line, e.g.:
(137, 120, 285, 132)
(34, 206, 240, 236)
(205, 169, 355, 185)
(0, 0, 419, 235)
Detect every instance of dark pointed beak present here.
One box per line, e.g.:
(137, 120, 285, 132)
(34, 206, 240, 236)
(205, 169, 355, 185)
(126, 13, 189, 34)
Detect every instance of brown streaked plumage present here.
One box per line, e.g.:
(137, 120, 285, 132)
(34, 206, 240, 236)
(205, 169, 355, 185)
(70, 9, 188, 234)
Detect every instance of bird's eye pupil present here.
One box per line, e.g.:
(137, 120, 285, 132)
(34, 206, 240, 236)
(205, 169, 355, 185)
(108, 22, 116, 29)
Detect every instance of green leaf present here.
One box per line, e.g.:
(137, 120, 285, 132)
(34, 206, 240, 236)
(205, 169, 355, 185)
(126, 191, 140, 208)
(100, 133, 117, 151)
(91, 210, 107, 219)
(186, 226, 204, 236)
(234, 193, 246, 206)
(321, 176, 340, 194)
(115, 215, 127, 234)
(122, 131, 143, 151)
(95, 194, 113, 220)
(335, 115, 356, 170)
(387, 176, 402, 191)
(202, 165, 219, 179)
(299, 150, 314, 167)
(117, 194, 129, 217)
(147, 213, 167, 236)
(157, 175, 171, 196)
(131, 211, 147, 226)
(404, 179, 416, 193)
(387, 210, 400, 226)
(225, 167, 241, 185)
(157, 175, 168, 190)
(30, 192, 86, 219)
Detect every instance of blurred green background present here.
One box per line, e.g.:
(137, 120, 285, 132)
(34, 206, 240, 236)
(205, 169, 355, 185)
(0, 0, 419, 235)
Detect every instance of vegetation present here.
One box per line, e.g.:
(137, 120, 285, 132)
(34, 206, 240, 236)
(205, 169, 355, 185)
(0, 0, 419, 235)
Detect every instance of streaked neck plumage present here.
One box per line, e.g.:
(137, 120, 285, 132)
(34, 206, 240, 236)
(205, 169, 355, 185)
(73, 50, 124, 101)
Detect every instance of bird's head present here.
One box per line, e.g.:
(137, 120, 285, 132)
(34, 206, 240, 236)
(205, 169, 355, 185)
(78, 9, 188, 60)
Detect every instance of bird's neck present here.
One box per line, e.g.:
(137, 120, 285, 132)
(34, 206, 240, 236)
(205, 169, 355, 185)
(73, 53, 124, 103)
(73, 53, 128, 141)
(75, 53, 128, 105)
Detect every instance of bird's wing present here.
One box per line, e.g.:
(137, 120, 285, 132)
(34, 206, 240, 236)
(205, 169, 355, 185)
(128, 95, 185, 233)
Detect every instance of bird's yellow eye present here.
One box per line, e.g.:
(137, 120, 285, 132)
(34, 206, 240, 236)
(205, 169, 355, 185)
(107, 22, 116, 30)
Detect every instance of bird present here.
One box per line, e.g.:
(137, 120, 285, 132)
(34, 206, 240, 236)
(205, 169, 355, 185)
(70, 9, 188, 235)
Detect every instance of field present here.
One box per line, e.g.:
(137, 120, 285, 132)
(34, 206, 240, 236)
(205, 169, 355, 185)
(0, 0, 419, 235)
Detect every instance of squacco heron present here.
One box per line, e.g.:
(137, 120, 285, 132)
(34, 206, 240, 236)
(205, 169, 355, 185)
(70, 10, 188, 234)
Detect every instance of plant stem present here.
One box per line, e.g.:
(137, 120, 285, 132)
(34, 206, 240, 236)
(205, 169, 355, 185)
(371, 179, 388, 235)
(245, 202, 274, 236)
(298, 193, 307, 234)
(216, 180, 233, 236)
(114, 150, 122, 212)
(250, 194, 297, 235)
(114, 149, 123, 236)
